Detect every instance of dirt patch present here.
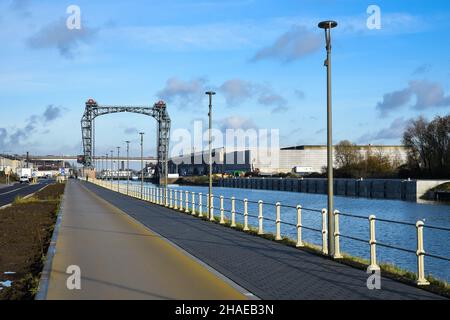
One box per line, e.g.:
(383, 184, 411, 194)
(34, 183, 66, 200)
(0, 183, 65, 300)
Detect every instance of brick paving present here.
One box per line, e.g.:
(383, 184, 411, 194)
(82, 181, 445, 300)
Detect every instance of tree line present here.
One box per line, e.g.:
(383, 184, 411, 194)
(332, 114, 449, 179)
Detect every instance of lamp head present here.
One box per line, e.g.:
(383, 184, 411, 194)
(205, 91, 216, 96)
(318, 20, 338, 29)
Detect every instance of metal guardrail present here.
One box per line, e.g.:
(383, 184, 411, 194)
(88, 178, 449, 286)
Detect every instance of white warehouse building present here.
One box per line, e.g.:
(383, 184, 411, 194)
(170, 145, 409, 176)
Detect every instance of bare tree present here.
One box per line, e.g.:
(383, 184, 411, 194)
(335, 140, 360, 168)
(403, 115, 450, 178)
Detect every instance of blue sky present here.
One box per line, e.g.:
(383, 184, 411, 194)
(0, 0, 449, 157)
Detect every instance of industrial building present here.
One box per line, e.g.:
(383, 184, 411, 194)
(169, 145, 408, 176)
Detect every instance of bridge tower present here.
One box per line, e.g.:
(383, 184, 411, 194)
(80, 99, 171, 184)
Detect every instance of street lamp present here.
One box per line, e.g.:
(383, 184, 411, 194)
(139, 132, 145, 199)
(318, 20, 339, 258)
(205, 91, 216, 220)
(125, 141, 130, 195)
(117, 146, 121, 192)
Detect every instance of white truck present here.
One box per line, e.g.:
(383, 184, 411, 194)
(16, 168, 33, 183)
(294, 166, 314, 175)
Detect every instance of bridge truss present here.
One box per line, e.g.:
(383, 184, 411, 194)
(81, 99, 171, 182)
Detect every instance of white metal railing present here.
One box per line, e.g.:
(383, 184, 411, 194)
(87, 177, 449, 286)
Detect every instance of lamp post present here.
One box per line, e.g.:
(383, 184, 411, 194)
(117, 146, 121, 192)
(110, 150, 114, 189)
(318, 20, 337, 257)
(139, 132, 145, 198)
(205, 91, 216, 219)
(125, 141, 130, 195)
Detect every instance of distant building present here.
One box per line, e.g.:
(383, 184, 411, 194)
(169, 145, 408, 176)
(0, 156, 23, 174)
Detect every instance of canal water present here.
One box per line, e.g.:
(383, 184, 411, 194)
(120, 180, 450, 282)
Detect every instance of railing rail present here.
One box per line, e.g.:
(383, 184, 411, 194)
(87, 178, 449, 286)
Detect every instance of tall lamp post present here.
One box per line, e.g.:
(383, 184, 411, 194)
(318, 20, 338, 258)
(117, 146, 121, 192)
(125, 141, 130, 195)
(205, 91, 216, 220)
(110, 150, 114, 189)
(139, 132, 145, 198)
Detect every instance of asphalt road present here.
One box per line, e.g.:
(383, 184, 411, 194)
(0, 180, 53, 207)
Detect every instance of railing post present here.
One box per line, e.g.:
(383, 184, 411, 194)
(416, 221, 430, 286)
(179, 190, 183, 211)
(275, 202, 282, 240)
(191, 192, 196, 216)
(219, 196, 225, 224)
(209, 194, 215, 221)
(368, 215, 380, 271)
(258, 200, 264, 235)
(231, 196, 236, 227)
(198, 193, 203, 218)
(185, 191, 189, 213)
(174, 190, 178, 209)
(333, 210, 342, 259)
(169, 189, 173, 208)
(165, 189, 169, 207)
(321, 209, 328, 255)
(243, 199, 249, 231)
(296, 205, 304, 247)
(206, 193, 209, 218)
(152, 187, 155, 203)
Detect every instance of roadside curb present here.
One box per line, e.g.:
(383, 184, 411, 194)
(35, 183, 67, 301)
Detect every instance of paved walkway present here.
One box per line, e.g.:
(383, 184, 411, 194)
(42, 181, 249, 300)
(82, 181, 445, 300)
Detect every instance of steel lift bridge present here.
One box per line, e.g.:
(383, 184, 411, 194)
(81, 98, 171, 183)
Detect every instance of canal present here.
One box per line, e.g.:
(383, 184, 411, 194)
(120, 180, 450, 282)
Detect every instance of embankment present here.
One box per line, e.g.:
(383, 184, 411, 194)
(218, 177, 449, 201)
